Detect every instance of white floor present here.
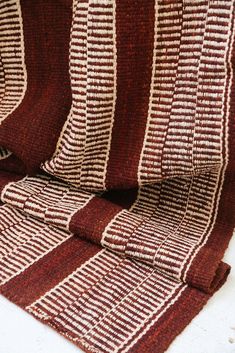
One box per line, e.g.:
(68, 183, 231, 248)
(0, 235, 235, 353)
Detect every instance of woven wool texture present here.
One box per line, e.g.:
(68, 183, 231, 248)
(0, 1, 235, 352)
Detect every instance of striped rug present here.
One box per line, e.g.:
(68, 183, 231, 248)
(0, 1, 235, 352)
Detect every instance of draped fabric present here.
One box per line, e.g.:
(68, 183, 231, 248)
(0, 1, 235, 352)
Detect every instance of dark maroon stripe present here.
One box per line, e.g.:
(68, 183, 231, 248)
(0, 237, 101, 308)
(70, 186, 138, 244)
(0, 170, 23, 193)
(0, 0, 72, 173)
(105, 0, 155, 189)
(102, 187, 138, 208)
(70, 197, 123, 244)
(0, 153, 27, 175)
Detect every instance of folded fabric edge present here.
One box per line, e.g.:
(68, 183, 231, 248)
(0, 170, 234, 295)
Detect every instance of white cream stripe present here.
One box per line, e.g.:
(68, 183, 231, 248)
(0, 0, 27, 160)
(0, 205, 72, 285)
(43, 0, 117, 191)
(1, 174, 95, 230)
(27, 249, 182, 353)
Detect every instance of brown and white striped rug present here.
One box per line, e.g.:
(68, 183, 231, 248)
(0, 1, 235, 352)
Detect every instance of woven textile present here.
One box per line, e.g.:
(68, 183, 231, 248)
(0, 1, 235, 352)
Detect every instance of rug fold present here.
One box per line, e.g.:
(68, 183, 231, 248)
(0, 171, 233, 295)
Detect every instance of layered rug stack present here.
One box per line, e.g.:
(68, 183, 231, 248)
(0, 1, 235, 352)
